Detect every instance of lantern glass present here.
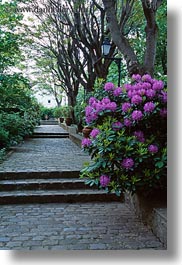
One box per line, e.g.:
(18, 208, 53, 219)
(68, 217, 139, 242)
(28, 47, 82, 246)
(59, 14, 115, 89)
(101, 38, 111, 56)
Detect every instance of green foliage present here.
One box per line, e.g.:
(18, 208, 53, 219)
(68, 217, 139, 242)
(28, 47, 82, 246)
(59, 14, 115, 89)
(39, 106, 55, 120)
(62, 106, 73, 118)
(0, 0, 23, 71)
(0, 74, 40, 149)
(53, 107, 64, 118)
(0, 0, 41, 150)
(74, 88, 87, 126)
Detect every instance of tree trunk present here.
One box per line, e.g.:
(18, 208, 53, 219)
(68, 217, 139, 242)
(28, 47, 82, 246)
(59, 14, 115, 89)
(141, 0, 159, 76)
(102, 0, 142, 76)
(102, 0, 162, 77)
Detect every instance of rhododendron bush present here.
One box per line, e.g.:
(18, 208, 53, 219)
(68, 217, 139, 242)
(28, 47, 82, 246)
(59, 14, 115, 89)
(80, 74, 167, 196)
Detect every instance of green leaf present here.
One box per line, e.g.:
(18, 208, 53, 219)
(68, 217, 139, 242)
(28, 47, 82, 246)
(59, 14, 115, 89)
(155, 161, 164, 168)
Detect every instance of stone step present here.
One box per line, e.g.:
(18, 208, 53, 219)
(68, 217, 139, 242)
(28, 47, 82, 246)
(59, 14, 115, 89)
(0, 171, 80, 180)
(0, 178, 91, 191)
(40, 120, 58, 125)
(31, 134, 69, 138)
(0, 189, 124, 204)
(33, 132, 69, 136)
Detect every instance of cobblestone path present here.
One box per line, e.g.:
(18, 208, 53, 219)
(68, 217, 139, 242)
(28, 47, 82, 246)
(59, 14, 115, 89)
(0, 203, 164, 250)
(0, 125, 90, 173)
(0, 125, 165, 250)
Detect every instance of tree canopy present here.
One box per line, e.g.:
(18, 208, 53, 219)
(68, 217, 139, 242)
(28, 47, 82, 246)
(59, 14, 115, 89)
(0, 0, 167, 124)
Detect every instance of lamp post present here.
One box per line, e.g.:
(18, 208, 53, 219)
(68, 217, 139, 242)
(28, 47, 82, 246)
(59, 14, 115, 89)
(101, 38, 122, 87)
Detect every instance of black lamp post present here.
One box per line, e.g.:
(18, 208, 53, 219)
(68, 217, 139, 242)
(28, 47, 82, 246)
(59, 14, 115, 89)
(101, 38, 122, 87)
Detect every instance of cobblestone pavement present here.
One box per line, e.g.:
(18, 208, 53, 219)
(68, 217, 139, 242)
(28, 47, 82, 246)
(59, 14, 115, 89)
(0, 202, 164, 250)
(0, 126, 90, 173)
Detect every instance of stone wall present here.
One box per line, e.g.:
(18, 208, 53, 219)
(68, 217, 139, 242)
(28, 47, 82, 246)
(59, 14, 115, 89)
(124, 191, 167, 247)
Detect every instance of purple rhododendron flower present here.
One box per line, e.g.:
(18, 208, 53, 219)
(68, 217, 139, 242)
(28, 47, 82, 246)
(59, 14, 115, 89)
(85, 111, 98, 124)
(127, 90, 133, 98)
(112, 121, 123, 131)
(104, 82, 115, 91)
(85, 106, 93, 116)
(95, 102, 105, 112)
(122, 158, 134, 169)
(100, 175, 110, 187)
(152, 80, 164, 91)
(160, 91, 167, 103)
(81, 138, 92, 147)
(142, 74, 153, 83)
(123, 84, 132, 91)
(131, 95, 143, 105)
(142, 82, 152, 90)
(107, 102, 117, 112)
(160, 108, 167, 117)
(89, 97, 97, 105)
(132, 74, 141, 82)
(90, 128, 100, 138)
(144, 102, 155, 113)
(148, 144, 158, 153)
(133, 83, 143, 91)
(124, 118, 132, 127)
(113, 87, 122, 96)
(101, 97, 111, 104)
(122, 102, 131, 112)
(131, 110, 143, 121)
(133, 131, 145, 142)
(146, 89, 156, 98)
(138, 88, 146, 96)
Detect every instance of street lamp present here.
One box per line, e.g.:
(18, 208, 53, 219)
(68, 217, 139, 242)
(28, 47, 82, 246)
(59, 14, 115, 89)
(101, 38, 122, 87)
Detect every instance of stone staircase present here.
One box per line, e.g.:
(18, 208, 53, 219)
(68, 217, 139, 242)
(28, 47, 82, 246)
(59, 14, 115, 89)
(0, 171, 123, 204)
(0, 125, 124, 204)
(32, 132, 69, 138)
(40, 120, 58, 125)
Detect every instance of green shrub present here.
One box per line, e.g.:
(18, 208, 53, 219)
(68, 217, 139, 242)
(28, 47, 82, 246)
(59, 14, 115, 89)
(80, 74, 167, 196)
(40, 106, 55, 120)
(0, 127, 9, 148)
(53, 107, 64, 118)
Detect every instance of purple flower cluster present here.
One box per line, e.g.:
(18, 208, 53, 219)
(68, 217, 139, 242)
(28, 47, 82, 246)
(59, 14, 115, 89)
(124, 118, 132, 127)
(142, 74, 153, 83)
(133, 130, 145, 142)
(148, 144, 158, 153)
(131, 95, 143, 105)
(131, 110, 143, 121)
(121, 158, 134, 169)
(112, 121, 123, 131)
(122, 74, 166, 107)
(122, 102, 131, 112)
(104, 82, 115, 91)
(152, 80, 164, 91)
(81, 138, 92, 148)
(100, 175, 110, 187)
(144, 102, 155, 113)
(146, 89, 156, 98)
(113, 87, 122, 96)
(90, 128, 100, 138)
(85, 97, 117, 124)
(132, 74, 142, 82)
